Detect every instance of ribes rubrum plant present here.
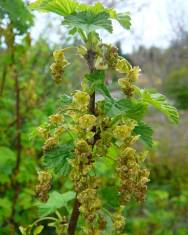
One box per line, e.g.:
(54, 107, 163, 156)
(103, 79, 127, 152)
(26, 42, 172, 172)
(21, 0, 179, 234)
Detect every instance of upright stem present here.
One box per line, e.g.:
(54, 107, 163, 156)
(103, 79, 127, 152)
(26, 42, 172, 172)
(87, 49, 96, 115)
(8, 26, 22, 235)
(0, 66, 7, 96)
(67, 197, 81, 235)
(67, 49, 96, 235)
(11, 64, 22, 219)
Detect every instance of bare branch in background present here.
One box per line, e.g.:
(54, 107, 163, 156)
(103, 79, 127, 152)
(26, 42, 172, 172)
(167, 0, 188, 43)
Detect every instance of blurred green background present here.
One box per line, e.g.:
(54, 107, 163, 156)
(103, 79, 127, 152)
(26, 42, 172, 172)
(0, 0, 188, 234)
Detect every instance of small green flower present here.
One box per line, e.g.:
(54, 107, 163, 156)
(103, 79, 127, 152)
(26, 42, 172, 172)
(36, 171, 52, 202)
(113, 212, 125, 232)
(113, 124, 133, 140)
(116, 58, 130, 73)
(49, 114, 62, 124)
(53, 49, 65, 62)
(43, 137, 57, 151)
(37, 127, 48, 139)
(79, 114, 96, 130)
(128, 66, 140, 82)
(73, 91, 90, 108)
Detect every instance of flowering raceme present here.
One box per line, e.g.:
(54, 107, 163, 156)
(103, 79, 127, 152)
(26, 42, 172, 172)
(22, 1, 179, 234)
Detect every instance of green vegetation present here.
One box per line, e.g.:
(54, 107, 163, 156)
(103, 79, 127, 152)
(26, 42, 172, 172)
(18, 0, 178, 234)
(0, 0, 187, 235)
(164, 67, 188, 109)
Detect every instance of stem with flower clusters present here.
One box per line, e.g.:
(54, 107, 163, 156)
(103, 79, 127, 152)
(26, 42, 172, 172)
(68, 48, 96, 235)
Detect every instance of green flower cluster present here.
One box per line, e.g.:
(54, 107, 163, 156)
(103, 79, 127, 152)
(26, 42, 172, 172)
(37, 112, 64, 151)
(95, 44, 119, 70)
(35, 171, 52, 202)
(50, 50, 69, 84)
(117, 145, 150, 204)
(118, 66, 140, 98)
(20, 1, 178, 234)
(112, 211, 126, 233)
(36, 47, 150, 234)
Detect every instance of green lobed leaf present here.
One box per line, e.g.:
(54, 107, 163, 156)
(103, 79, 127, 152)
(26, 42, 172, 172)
(86, 70, 105, 83)
(100, 187, 120, 208)
(134, 122, 153, 148)
(78, 2, 109, 15)
(38, 191, 76, 217)
(43, 142, 74, 176)
(86, 70, 112, 98)
(29, 0, 116, 19)
(140, 90, 179, 124)
(115, 12, 131, 29)
(59, 94, 73, 108)
(63, 11, 113, 33)
(104, 98, 147, 121)
(30, 0, 131, 34)
(29, 0, 77, 16)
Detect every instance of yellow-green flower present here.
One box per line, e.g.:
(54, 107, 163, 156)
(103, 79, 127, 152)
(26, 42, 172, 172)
(118, 78, 130, 89)
(37, 127, 48, 139)
(54, 125, 64, 137)
(49, 114, 62, 124)
(116, 58, 130, 73)
(73, 91, 90, 108)
(128, 66, 140, 82)
(112, 213, 125, 231)
(43, 137, 57, 151)
(53, 49, 65, 62)
(113, 124, 132, 140)
(79, 114, 96, 129)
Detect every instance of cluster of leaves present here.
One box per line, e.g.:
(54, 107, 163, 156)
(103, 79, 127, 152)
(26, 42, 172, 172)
(0, 0, 33, 34)
(164, 67, 188, 110)
(29, 0, 131, 36)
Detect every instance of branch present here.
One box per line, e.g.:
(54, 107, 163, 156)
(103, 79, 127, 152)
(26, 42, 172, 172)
(67, 197, 81, 235)
(0, 66, 7, 96)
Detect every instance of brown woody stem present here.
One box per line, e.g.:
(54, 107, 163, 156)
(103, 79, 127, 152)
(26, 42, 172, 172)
(67, 197, 81, 235)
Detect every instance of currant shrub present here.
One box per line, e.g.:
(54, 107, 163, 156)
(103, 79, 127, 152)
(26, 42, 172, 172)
(20, 1, 179, 234)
